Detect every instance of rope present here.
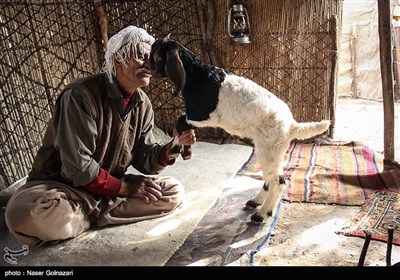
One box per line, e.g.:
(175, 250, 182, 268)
(248, 197, 283, 266)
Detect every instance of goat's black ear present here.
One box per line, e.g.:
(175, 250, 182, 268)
(159, 33, 171, 43)
(163, 33, 171, 41)
(165, 49, 186, 96)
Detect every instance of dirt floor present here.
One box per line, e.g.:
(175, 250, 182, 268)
(250, 202, 399, 266)
(249, 97, 400, 267)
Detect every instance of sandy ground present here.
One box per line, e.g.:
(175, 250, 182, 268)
(252, 202, 400, 266)
(334, 97, 400, 162)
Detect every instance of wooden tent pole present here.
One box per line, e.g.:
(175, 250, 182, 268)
(378, 0, 395, 169)
(328, 15, 338, 138)
(196, 0, 218, 66)
(94, 0, 108, 49)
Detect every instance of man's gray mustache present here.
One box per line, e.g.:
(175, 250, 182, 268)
(136, 68, 151, 75)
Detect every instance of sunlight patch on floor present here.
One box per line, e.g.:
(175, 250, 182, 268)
(73, 230, 98, 242)
(147, 219, 182, 237)
(297, 218, 349, 251)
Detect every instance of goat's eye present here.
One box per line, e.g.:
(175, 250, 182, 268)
(156, 56, 163, 62)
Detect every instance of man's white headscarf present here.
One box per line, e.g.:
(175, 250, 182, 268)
(102, 26, 155, 83)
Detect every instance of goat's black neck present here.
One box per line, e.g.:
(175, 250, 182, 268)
(178, 49, 226, 122)
(180, 52, 226, 84)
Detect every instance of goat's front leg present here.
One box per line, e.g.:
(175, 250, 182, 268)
(245, 146, 287, 224)
(247, 175, 286, 224)
(176, 114, 193, 160)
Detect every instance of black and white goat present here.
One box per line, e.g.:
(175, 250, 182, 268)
(149, 38, 331, 223)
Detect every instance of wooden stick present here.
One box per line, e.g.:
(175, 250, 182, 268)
(328, 15, 338, 138)
(386, 227, 394, 266)
(358, 229, 372, 266)
(378, 0, 395, 168)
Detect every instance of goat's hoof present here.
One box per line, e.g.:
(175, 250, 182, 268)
(181, 146, 192, 160)
(245, 200, 260, 209)
(181, 152, 192, 160)
(251, 213, 264, 224)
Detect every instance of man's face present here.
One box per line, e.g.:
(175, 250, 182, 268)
(115, 43, 152, 90)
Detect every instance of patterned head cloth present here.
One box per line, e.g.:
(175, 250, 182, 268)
(102, 26, 155, 83)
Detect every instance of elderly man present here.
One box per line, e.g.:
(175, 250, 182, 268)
(5, 26, 195, 249)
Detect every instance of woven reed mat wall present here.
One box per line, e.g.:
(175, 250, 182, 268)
(0, 0, 103, 189)
(0, 0, 342, 189)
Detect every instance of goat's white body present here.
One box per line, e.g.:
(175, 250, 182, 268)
(188, 74, 330, 221)
(188, 74, 293, 140)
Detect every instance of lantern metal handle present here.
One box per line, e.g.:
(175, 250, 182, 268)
(227, 7, 233, 38)
(243, 6, 251, 35)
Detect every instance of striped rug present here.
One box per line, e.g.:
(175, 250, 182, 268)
(237, 141, 400, 206)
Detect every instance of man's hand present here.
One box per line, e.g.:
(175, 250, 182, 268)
(163, 128, 196, 161)
(118, 174, 162, 203)
(177, 129, 196, 146)
(177, 129, 196, 160)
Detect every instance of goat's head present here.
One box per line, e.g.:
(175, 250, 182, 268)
(150, 37, 186, 97)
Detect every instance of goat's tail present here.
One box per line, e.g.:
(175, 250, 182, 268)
(289, 120, 331, 140)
